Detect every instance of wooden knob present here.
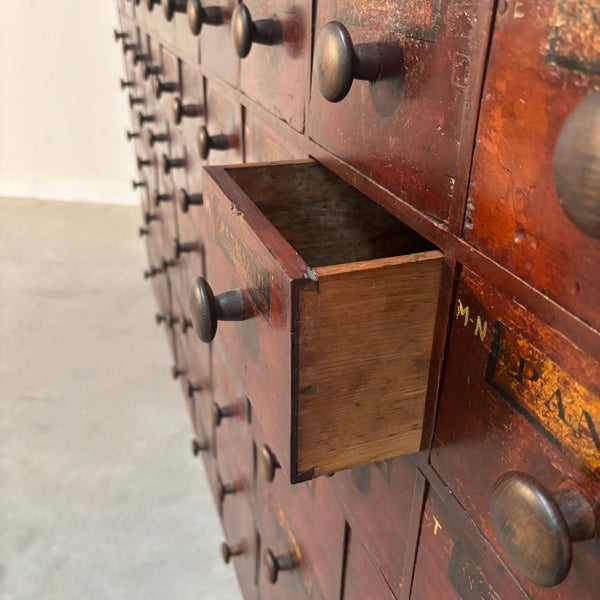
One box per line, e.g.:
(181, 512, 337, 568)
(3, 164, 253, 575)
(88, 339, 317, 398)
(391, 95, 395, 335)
(191, 438, 209, 455)
(162, 0, 186, 21)
(155, 313, 167, 324)
(177, 188, 203, 213)
(121, 41, 138, 55)
(132, 179, 146, 189)
(263, 549, 296, 584)
(554, 91, 600, 239)
(138, 226, 149, 237)
(186, 380, 204, 397)
(144, 128, 169, 148)
(314, 21, 384, 103)
(133, 52, 148, 66)
(137, 156, 152, 170)
(152, 75, 179, 99)
(231, 3, 281, 59)
(142, 63, 161, 81)
(181, 317, 194, 334)
(172, 97, 203, 124)
(126, 130, 140, 141)
(197, 126, 230, 159)
(490, 472, 596, 587)
(188, 0, 224, 35)
(145, 0, 160, 10)
(154, 191, 172, 207)
(143, 266, 163, 279)
(258, 444, 280, 482)
(215, 475, 238, 505)
(171, 364, 185, 380)
(188, 277, 248, 343)
(143, 211, 158, 225)
(173, 238, 197, 258)
(138, 112, 155, 127)
(129, 94, 145, 108)
(162, 153, 186, 174)
(114, 29, 129, 41)
(221, 542, 243, 564)
(213, 402, 236, 428)
(120, 78, 135, 89)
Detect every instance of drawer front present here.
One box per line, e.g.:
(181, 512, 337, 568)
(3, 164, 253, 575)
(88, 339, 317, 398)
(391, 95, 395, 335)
(173, 8, 199, 63)
(465, 0, 600, 331)
(431, 268, 600, 597)
(330, 457, 424, 596)
(238, 0, 311, 131)
(309, 0, 495, 223)
(198, 0, 239, 87)
(143, 1, 174, 44)
(205, 79, 243, 166)
(410, 485, 530, 600)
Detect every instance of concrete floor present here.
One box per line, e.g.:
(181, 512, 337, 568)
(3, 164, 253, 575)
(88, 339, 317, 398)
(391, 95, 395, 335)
(0, 198, 242, 600)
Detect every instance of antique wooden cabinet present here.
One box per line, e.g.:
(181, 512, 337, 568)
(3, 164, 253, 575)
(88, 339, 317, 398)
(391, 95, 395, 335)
(118, 0, 600, 597)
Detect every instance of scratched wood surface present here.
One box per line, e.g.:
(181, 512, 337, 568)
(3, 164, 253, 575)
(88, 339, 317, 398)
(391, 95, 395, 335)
(431, 268, 600, 598)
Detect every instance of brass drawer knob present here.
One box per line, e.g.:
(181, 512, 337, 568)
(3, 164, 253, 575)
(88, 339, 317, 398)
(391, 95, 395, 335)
(490, 471, 596, 587)
(221, 542, 243, 564)
(162, 153, 186, 174)
(231, 3, 281, 59)
(173, 238, 197, 258)
(162, 0, 186, 20)
(126, 130, 140, 141)
(144, 128, 169, 148)
(152, 76, 179, 99)
(154, 191, 172, 207)
(120, 78, 135, 89)
(189, 277, 249, 343)
(129, 94, 145, 108)
(188, 0, 225, 35)
(213, 402, 236, 428)
(258, 444, 280, 482)
(138, 112, 155, 127)
(197, 126, 230, 159)
(263, 549, 296, 584)
(554, 91, 600, 239)
(216, 476, 239, 505)
(172, 97, 204, 124)
(132, 179, 146, 189)
(142, 63, 161, 81)
(177, 188, 203, 213)
(137, 156, 152, 169)
(191, 438, 209, 455)
(113, 29, 129, 41)
(314, 21, 384, 103)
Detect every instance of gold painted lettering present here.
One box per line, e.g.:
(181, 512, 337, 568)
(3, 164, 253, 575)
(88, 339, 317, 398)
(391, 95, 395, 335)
(433, 516, 442, 536)
(474, 316, 488, 342)
(456, 299, 469, 327)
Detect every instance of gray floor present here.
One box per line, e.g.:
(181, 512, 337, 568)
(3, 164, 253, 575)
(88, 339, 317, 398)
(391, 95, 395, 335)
(0, 198, 242, 600)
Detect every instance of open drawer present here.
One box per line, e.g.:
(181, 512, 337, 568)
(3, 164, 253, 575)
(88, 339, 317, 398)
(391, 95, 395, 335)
(191, 160, 443, 482)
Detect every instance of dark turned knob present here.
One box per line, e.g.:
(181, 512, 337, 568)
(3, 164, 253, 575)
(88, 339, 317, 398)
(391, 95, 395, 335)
(167, 314, 179, 328)
(137, 156, 151, 169)
(232, 3, 281, 59)
(143, 266, 163, 279)
(138, 112, 155, 127)
(163, 0, 186, 21)
(162, 154, 186, 174)
(152, 75, 179, 99)
(181, 317, 193, 333)
(142, 63, 161, 81)
(171, 364, 185, 379)
(126, 130, 140, 141)
(132, 179, 146, 189)
(155, 313, 167, 324)
(188, 0, 225, 35)
(314, 21, 384, 103)
(186, 380, 204, 398)
(139, 226, 149, 237)
(216, 476, 239, 506)
(114, 29, 129, 41)
(189, 277, 249, 343)
(258, 444, 280, 482)
(213, 402, 236, 428)
(173, 238, 197, 258)
(120, 78, 135, 89)
(162, 258, 176, 271)
(144, 211, 159, 224)
(197, 126, 230, 159)
(263, 549, 296, 584)
(178, 188, 203, 213)
(172, 97, 203, 124)
(144, 128, 169, 148)
(221, 542, 243, 564)
(191, 438, 209, 455)
(133, 52, 148, 65)
(129, 94, 145, 108)
(490, 471, 596, 587)
(145, 0, 160, 10)
(554, 91, 600, 239)
(122, 41, 138, 55)
(153, 191, 172, 206)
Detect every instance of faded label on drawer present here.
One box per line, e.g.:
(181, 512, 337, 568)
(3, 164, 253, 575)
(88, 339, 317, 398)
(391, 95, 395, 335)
(546, 0, 600, 74)
(448, 539, 503, 600)
(214, 207, 271, 324)
(486, 322, 600, 479)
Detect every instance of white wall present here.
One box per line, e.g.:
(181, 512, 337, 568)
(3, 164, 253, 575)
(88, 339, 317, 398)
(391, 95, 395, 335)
(0, 2, 137, 205)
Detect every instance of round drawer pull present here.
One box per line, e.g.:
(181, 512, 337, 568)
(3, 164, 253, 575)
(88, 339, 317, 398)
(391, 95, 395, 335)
(258, 444, 281, 482)
(154, 191, 172, 206)
(144, 128, 169, 147)
(152, 75, 179, 99)
(181, 317, 194, 334)
(138, 112, 155, 127)
(189, 277, 249, 343)
(126, 130, 140, 141)
(490, 471, 596, 587)
(314, 21, 384, 103)
(145, 0, 160, 10)
(263, 548, 296, 584)
(113, 29, 129, 41)
(213, 402, 236, 427)
(162, 0, 186, 20)
(137, 156, 152, 170)
(155, 313, 166, 324)
(132, 179, 146, 189)
(221, 542, 243, 564)
(216, 476, 239, 505)
(142, 63, 161, 80)
(143, 266, 163, 279)
(133, 52, 148, 66)
(191, 438, 209, 455)
(178, 188, 203, 213)
(162, 154, 186, 174)
(554, 91, 600, 239)
(231, 3, 281, 59)
(197, 126, 230, 159)
(172, 97, 203, 124)
(120, 78, 135, 89)
(129, 94, 145, 108)
(171, 364, 185, 380)
(138, 226, 149, 237)
(162, 258, 176, 271)
(188, 0, 225, 35)
(186, 380, 204, 397)
(173, 238, 197, 258)
(121, 41, 138, 55)
(143, 211, 159, 225)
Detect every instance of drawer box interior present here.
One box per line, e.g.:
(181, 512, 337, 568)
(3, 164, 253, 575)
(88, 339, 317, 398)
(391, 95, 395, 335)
(205, 160, 443, 480)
